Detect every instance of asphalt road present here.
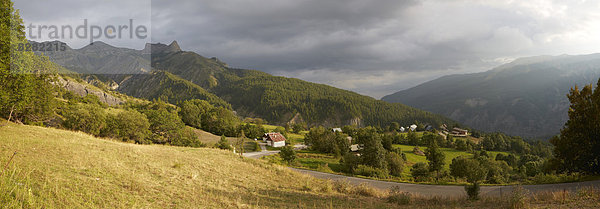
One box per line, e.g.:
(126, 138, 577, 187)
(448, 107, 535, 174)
(242, 146, 600, 198)
(290, 168, 600, 198)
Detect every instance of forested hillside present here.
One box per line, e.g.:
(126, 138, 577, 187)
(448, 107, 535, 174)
(382, 54, 600, 138)
(39, 41, 456, 128)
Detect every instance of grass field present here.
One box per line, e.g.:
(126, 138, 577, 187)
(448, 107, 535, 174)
(266, 143, 513, 183)
(0, 123, 395, 208)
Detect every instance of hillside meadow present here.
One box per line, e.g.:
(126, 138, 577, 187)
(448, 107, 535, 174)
(0, 122, 395, 208)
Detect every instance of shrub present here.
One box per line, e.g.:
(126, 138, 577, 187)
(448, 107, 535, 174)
(171, 127, 204, 147)
(340, 153, 360, 173)
(355, 165, 389, 179)
(216, 135, 232, 150)
(316, 164, 334, 173)
(411, 162, 429, 181)
(333, 180, 352, 194)
(509, 185, 529, 209)
(252, 141, 261, 152)
(279, 145, 297, 163)
(103, 109, 151, 144)
(352, 183, 380, 197)
(62, 104, 107, 136)
(387, 152, 404, 177)
(465, 183, 480, 200)
(387, 187, 412, 205)
(143, 106, 186, 144)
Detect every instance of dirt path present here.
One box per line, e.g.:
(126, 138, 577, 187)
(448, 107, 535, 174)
(290, 168, 600, 198)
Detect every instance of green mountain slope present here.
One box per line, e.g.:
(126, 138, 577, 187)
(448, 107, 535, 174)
(382, 54, 600, 138)
(41, 41, 456, 127)
(149, 49, 454, 127)
(117, 70, 231, 108)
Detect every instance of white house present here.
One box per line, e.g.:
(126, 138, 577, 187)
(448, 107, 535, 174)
(399, 127, 406, 132)
(332, 128, 343, 133)
(263, 132, 286, 147)
(409, 124, 417, 131)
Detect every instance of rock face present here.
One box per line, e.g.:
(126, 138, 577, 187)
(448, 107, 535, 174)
(142, 41, 182, 54)
(58, 77, 124, 106)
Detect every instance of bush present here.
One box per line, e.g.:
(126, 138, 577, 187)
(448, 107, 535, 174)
(411, 162, 429, 181)
(340, 153, 361, 173)
(252, 141, 261, 152)
(352, 183, 380, 197)
(387, 152, 404, 177)
(171, 127, 204, 148)
(387, 187, 412, 205)
(279, 145, 296, 163)
(333, 180, 352, 194)
(103, 109, 151, 144)
(355, 165, 389, 179)
(62, 104, 107, 136)
(509, 185, 529, 209)
(216, 135, 232, 150)
(465, 183, 480, 200)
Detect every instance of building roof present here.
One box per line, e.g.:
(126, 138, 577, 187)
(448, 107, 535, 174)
(453, 127, 468, 132)
(332, 128, 342, 132)
(264, 132, 286, 142)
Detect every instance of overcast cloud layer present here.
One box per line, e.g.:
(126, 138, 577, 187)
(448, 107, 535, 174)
(15, 0, 600, 98)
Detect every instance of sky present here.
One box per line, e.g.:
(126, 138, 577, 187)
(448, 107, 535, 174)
(14, 0, 600, 98)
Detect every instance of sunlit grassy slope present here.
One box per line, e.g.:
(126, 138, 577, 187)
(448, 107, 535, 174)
(0, 123, 393, 208)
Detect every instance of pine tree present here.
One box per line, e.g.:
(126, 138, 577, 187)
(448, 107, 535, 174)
(425, 140, 446, 181)
(0, 0, 57, 123)
(551, 79, 600, 174)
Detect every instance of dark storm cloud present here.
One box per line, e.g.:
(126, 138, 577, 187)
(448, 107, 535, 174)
(14, 0, 600, 98)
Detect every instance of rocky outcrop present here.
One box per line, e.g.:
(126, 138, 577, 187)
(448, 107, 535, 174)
(58, 77, 124, 106)
(142, 41, 182, 54)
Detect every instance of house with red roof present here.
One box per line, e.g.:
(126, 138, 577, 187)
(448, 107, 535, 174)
(262, 132, 286, 147)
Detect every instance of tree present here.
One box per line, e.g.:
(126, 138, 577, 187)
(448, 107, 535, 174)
(143, 103, 186, 144)
(450, 156, 488, 200)
(179, 99, 212, 129)
(407, 131, 419, 146)
(0, 0, 57, 123)
(389, 122, 400, 132)
(387, 152, 404, 177)
(551, 78, 600, 174)
(341, 153, 361, 173)
(425, 140, 445, 181)
(62, 104, 107, 136)
(217, 135, 232, 150)
(411, 162, 429, 181)
(280, 145, 296, 163)
(103, 109, 151, 144)
(359, 128, 387, 170)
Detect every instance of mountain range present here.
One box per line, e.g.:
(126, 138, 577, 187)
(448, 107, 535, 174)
(382, 54, 600, 139)
(38, 41, 454, 128)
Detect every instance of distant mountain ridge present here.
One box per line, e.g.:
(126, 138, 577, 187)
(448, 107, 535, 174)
(382, 54, 600, 138)
(38, 40, 456, 128)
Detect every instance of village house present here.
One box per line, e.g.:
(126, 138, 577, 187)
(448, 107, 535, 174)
(262, 132, 286, 147)
(332, 128, 342, 133)
(409, 124, 417, 132)
(451, 128, 468, 137)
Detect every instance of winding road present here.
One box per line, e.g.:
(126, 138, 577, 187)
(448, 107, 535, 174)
(291, 168, 600, 198)
(243, 147, 600, 198)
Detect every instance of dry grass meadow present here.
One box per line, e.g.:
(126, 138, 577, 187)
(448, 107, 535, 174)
(1, 121, 599, 208)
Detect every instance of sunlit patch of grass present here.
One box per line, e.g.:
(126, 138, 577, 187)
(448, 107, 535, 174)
(0, 123, 396, 208)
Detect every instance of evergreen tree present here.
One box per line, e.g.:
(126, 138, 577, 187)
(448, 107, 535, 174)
(425, 140, 446, 181)
(551, 79, 600, 174)
(359, 128, 387, 170)
(0, 0, 57, 123)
